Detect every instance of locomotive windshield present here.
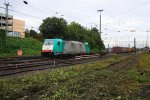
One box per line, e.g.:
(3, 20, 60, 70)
(44, 39, 54, 45)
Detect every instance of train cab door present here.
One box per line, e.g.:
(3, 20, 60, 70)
(55, 41, 63, 55)
(58, 41, 62, 51)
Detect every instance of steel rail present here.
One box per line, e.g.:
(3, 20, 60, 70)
(0, 54, 106, 77)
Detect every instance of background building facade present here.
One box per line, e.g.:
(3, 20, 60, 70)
(0, 13, 25, 38)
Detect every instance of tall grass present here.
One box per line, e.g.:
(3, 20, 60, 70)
(0, 37, 42, 57)
(124, 53, 150, 84)
(138, 53, 150, 72)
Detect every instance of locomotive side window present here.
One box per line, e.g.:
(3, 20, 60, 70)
(57, 42, 60, 45)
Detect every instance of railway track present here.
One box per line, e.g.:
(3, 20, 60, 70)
(0, 55, 42, 62)
(0, 54, 105, 77)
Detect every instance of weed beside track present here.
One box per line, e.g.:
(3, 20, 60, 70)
(0, 53, 149, 99)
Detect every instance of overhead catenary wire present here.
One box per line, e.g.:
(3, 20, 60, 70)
(0, 1, 127, 32)
(0, 6, 41, 32)
(109, 0, 150, 19)
(12, 0, 91, 26)
(1, 0, 150, 33)
(1, 2, 89, 29)
(93, 0, 150, 34)
(0, 6, 42, 22)
(1, 1, 149, 48)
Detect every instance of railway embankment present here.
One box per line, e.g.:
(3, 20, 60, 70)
(0, 37, 42, 57)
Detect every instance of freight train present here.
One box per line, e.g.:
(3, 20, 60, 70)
(112, 47, 135, 53)
(41, 39, 90, 57)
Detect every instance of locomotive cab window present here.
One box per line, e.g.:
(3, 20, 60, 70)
(44, 39, 54, 45)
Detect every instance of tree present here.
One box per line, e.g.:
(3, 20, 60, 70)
(39, 16, 105, 52)
(25, 28, 37, 38)
(34, 33, 43, 42)
(25, 28, 43, 41)
(25, 28, 30, 37)
(30, 29, 37, 37)
(91, 27, 99, 33)
(67, 21, 105, 52)
(89, 27, 105, 52)
(67, 22, 88, 41)
(0, 29, 6, 39)
(0, 29, 6, 52)
(39, 17, 67, 39)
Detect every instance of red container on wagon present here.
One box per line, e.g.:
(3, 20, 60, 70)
(112, 47, 122, 53)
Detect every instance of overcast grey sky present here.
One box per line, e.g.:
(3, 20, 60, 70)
(1, 0, 150, 48)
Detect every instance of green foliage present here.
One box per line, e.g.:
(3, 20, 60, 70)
(34, 33, 44, 42)
(0, 37, 42, 56)
(39, 17, 67, 39)
(29, 29, 37, 37)
(133, 53, 150, 83)
(25, 29, 30, 37)
(66, 22, 104, 52)
(138, 53, 150, 72)
(128, 69, 149, 83)
(0, 29, 6, 38)
(0, 55, 142, 99)
(25, 29, 43, 42)
(1, 52, 149, 99)
(0, 29, 6, 52)
(39, 17, 105, 52)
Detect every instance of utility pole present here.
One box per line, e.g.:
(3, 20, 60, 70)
(4, 2, 11, 47)
(108, 43, 109, 48)
(134, 38, 136, 53)
(97, 10, 103, 39)
(97, 10, 103, 53)
(146, 31, 149, 47)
